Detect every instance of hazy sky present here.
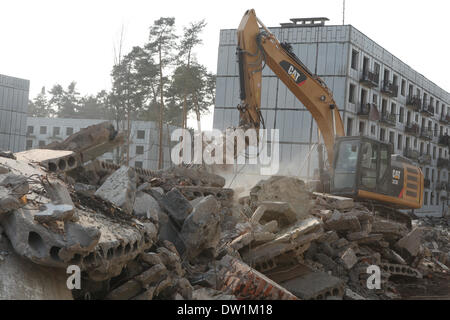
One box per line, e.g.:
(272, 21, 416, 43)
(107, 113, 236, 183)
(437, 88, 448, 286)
(1, 0, 449, 129)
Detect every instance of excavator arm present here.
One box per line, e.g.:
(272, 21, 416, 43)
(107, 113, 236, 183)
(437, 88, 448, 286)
(236, 9, 345, 165)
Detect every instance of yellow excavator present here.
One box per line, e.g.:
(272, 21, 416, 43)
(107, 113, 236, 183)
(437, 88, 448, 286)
(235, 9, 423, 210)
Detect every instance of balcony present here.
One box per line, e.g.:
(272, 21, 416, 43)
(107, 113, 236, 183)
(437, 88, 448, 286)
(437, 158, 449, 168)
(406, 95, 422, 111)
(380, 111, 396, 127)
(420, 127, 433, 140)
(438, 135, 450, 147)
(439, 114, 449, 125)
(360, 70, 379, 88)
(357, 103, 378, 118)
(420, 102, 434, 117)
(424, 178, 431, 189)
(403, 148, 419, 161)
(436, 181, 447, 191)
(419, 154, 432, 165)
(405, 123, 420, 136)
(381, 80, 398, 97)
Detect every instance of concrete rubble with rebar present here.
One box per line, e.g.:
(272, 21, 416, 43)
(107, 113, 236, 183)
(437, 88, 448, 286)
(0, 122, 449, 300)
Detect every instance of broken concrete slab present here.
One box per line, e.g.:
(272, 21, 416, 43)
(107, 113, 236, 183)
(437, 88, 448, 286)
(324, 211, 361, 232)
(396, 228, 424, 258)
(95, 165, 137, 215)
(0, 236, 73, 299)
(34, 203, 75, 224)
(0, 173, 29, 215)
(180, 195, 221, 260)
(15, 149, 79, 173)
(133, 191, 161, 221)
(158, 188, 193, 227)
(314, 193, 354, 210)
(106, 279, 142, 300)
(250, 202, 297, 228)
(280, 271, 344, 300)
(339, 248, 358, 269)
(218, 255, 298, 300)
(250, 176, 312, 220)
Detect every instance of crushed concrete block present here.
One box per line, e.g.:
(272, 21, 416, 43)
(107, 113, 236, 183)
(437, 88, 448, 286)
(94, 166, 136, 215)
(315, 253, 337, 270)
(250, 202, 297, 228)
(133, 191, 161, 220)
(243, 218, 323, 266)
(135, 263, 167, 287)
(34, 203, 75, 223)
(181, 195, 221, 260)
(250, 176, 312, 220)
(396, 228, 423, 257)
(140, 252, 163, 266)
(218, 255, 298, 300)
(344, 288, 367, 300)
(106, 279, 142, 300)
(340, 248, 358, 269)
(314, 193, 354, 210)
(0, 173, 29, 215)
(158, 188, 193, 227)
(325, 211, 361, 232)
(192, 287, 236, 300)
(74, 183, 96, 194)
(372, 218, 408, 239)
(280, 271, 344, 300)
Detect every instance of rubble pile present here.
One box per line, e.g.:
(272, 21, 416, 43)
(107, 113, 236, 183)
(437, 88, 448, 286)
(0, 122, 449, 300)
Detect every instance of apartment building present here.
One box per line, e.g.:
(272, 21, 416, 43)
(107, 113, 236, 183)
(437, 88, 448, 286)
(213, 18, 450, 217)
(0, 74, 29, 152)
(26, 117, 178, 170)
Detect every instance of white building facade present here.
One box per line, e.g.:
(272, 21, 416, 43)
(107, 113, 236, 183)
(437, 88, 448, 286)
(0, 74, 29, 152)
(26, 117, 178, 170)
(213, 19, 450, 217)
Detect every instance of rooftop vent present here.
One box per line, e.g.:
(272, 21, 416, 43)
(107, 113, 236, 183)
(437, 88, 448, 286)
(280, 17, 329, 28)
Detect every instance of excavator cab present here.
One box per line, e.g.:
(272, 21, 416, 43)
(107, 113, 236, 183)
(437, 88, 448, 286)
(331, 136, 423, 209)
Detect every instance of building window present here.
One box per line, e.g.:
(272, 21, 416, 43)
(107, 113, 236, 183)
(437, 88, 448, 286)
(40, 126, 47, 134)
(359, 121, 365, 135)
(391, 103, 396, 116)
(399, 107, 404, 123)
(397, 134, 403, 151)
(380, 128, 386, 141)
(389, 131, 395, 145)
(433, 146, 437, 160)
(371, 125, 376, 135)
(137, 130, 145, 139)
(401, 79, 406, 96)
(66, 127, 74, 136)
(136, 146, 144, 155)
(351, 50, 359, 70)
(430, 192, 434, 206)
(349, 84, 356, 103)
(53, 127, 60, 136)
(431, 169, 435, 182)
(346, 118, 353, 136)
(135, 161, 143, 168)
(424, 192, 428, 205)
(27, 126, 34, 134)
(26, 140, 33, 149)
(38, 140, 46, 148)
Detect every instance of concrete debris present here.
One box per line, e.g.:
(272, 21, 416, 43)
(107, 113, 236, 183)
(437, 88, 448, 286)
(95, 165, 137, 215)
(180, 195, 221, 261)
(0, 124, 449, 300)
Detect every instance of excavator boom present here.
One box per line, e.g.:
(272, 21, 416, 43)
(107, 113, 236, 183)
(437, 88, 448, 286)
(237, 9, 345, 165)
(234, 9, 423, 210)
